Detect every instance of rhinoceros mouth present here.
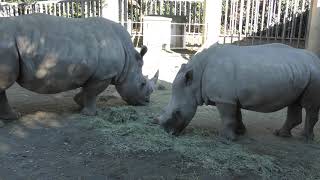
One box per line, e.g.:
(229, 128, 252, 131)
(161, 115, 187, 136)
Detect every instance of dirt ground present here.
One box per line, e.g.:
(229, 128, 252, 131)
(1, 50, 320, 180)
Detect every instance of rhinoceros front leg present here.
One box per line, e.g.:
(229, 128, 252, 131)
(216, 103, 238, 141)
(274, 103, 302, 137)
(78, 79, 111, 116)
(0, 91, 21, 121)
(301, 107, 319, 141)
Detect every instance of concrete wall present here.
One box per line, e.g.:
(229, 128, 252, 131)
(143, 16, 172, 51)
(102, 0, 119, 23)
(198, 0, 222, 50)
(306, 0, 320, 56)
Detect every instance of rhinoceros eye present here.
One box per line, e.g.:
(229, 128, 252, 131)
(141, 82, 146, 87)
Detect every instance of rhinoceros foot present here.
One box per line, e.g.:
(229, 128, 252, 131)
(220, 128, 237, 141)
(235, 123, 246, 135)
(273, 129, 292, 137)
(299, 130, 315, 142)
(80, 107, 97, 116)
(0, 111, 21, 122)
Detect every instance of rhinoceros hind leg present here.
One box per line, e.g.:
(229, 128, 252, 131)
(300, 107, 319, 142)
(216, 103, 238, 141)
(274, 103, 302, 138)
(80, 79, 110, 116)
(74, 90, 84, 108)
(0, 91, 21, 121)
(235, 108, 246, 135)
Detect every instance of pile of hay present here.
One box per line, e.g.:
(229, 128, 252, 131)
(71, 105, 292, 179)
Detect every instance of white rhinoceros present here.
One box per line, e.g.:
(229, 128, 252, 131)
(0, 13, 158, 121)
(155, 43, 320, 141)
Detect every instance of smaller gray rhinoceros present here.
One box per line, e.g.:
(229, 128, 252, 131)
(0, 13, 159, 121)
(155, 43, 320, 141)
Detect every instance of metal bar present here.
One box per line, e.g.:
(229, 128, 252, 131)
(297, 0, 306, 47)
(155, 0, 158, 15)
(194, 2, 197, 35)
(245, 0, 251, 37)
(268, 0, 275, 42)
(275, 0, 282, 39)
(260, 0, 266, 43)
(290, 0, 298, 45)
(174, 0, 177, 16)
(234, 0, 239, 36)
(170, 0, 173, 16)
(239, 0, 244, 36)
(253, 0, 260, 44)
(188, 1, 191, 33)
(184, 0, 186, 16)
(130, 0, 133, 21)
(224, 0, 229, 36)
(164, 0, 166, 15)
(230, 0, 234, 35)
(80, 1, 84, 17)
(304, 0, 311, 47)
(271, 0, 276, 38)
(150, 0, 153, 14)
(76, 1, 79, 17)
(70, 1, 73, 17)
(250, 0, 254, 36)
(124, 0, 128, 29)
(282, 0, 289, 43)
(179, 0, 182, 15)
(87, 0, 91, 17)
(287, 0, 293, 38)
(100, 0, 103, 16)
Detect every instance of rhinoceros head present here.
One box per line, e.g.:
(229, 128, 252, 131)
(116, 46, 159, 105)
(154, 64, 197, 135)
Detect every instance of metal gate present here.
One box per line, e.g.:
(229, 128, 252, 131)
(220, 0, 311, 48)
(0, 0, 102, 18)
(119, 0, 206, 50)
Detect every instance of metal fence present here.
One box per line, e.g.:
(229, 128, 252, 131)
(0, 0, 102, 17)
(220, 0, 311, 48)
(120, 0, 205, 50)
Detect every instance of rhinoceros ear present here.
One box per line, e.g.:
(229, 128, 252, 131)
(140, 45, 148, 57)
(185, 68, 193, 86)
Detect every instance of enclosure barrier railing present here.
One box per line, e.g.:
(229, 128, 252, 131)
(220, 0, 311, 48)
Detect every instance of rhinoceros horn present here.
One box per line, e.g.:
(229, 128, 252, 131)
(145, 70, 159, 91)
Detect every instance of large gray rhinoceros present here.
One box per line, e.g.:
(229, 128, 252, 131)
(0, 13, 159, 121)
(155, 43, 320, 141)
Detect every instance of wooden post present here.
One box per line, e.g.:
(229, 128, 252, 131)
(202, 0, 222, 49)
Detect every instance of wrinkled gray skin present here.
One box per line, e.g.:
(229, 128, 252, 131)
(155, 43, 320, 141)
(0, 13, 159, 120)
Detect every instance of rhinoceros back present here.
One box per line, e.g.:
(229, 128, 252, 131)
(5, 14, 123, 94)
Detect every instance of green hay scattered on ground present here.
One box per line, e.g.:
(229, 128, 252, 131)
(71, 106, 293, 179)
